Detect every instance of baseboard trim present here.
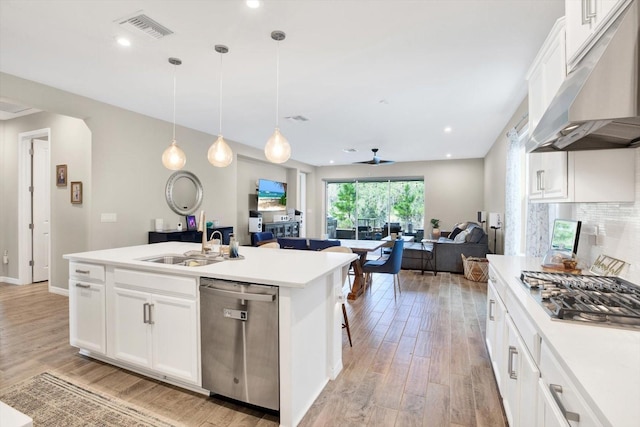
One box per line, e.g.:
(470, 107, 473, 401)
(0, 276, 20, 285)
(49, 285, 69, 297)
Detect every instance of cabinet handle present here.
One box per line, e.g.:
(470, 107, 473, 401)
(549, 384, 581, 423)
(75, 283, 90, 289)
(75, 269, 90, 274)
(148, 303, 155, 325)
(508, 346, 518, 380)
(489, 299, 495, 321)
(538, 170, 545, 191)
(143, 303, 149, 324)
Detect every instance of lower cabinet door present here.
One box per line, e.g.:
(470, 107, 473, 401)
(113, 287, 152, 368)
(150, 294, 199, 384)
(537, 378, 571, 427)
(69, 280, 105, 354)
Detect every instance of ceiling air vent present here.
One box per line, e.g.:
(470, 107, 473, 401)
(119, 14, 173, 40)
(0, 101, 32, 114)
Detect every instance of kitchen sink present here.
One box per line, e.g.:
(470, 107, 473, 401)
(140, 254, 223, 267)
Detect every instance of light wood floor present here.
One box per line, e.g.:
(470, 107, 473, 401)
(0, 271, 506, 426)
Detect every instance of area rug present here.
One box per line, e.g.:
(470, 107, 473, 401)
(0, 372, 179, 426)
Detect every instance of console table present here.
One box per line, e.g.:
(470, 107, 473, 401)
(263, 221, 300, 238)
(148, 227, 234, 245)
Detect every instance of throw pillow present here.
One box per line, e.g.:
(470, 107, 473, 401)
(454, 229, 469, 243)
(467, 226, 485, 243)
(449, 227, 463, 240)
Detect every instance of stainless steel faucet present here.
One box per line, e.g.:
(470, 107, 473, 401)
(209, 230, 223, 257)
(198, 211, 210, 255)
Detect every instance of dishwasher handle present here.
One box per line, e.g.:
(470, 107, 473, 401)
(200, 285, 276, 302)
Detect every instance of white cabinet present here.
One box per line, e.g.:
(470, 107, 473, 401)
(112, 269, 199, 385)
(485, 279, 508, 393)
(528, 149, 635, 202)
(565, 0, 627, 69)
(528, 152, 569, 201)
(527, 17, 567, 132)
(504, 317, 541, 427)
(69, 262, 106, 354)
(537, 343, 602, 427)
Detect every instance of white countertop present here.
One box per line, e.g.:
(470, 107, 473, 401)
(64, 242, 357, 288)
(488, 255, 640, 427)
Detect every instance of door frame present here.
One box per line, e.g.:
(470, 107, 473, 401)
(18, 128, 51, 286)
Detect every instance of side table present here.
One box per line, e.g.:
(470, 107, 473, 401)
(421, 239, 438, 276)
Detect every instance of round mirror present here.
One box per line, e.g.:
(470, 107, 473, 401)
(165, 171, 203, 215)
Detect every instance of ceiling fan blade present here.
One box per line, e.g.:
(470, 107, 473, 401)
(352, 148, 395, 165)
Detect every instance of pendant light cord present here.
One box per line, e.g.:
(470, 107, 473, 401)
(172, 63, 177, 141)
(219, 51, 223, 135)
(275, 39, 280, 127)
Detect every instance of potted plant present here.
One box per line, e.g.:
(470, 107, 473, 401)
(430, 218, 441, 239)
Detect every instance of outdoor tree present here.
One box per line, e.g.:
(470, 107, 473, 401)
(393, 183, 418, 230)
(330, 183, 356, 228)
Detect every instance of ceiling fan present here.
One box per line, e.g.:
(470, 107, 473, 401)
(354, 148, 395, 165)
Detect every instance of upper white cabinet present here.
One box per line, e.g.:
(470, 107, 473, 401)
(528, 149, 635, 202)
(528, 152, 569, 201)
(527, 17, 567, 132)
(565, 0, 628, 69)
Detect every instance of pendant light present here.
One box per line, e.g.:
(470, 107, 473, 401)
(162, 57, 187, 170)
(264, 30, 291, 164)
(208, 45, 233, 167)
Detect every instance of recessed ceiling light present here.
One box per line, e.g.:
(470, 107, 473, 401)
(446, 153, 452, 158)
(444, 126, 452, 133)
(117, 37, 131, 47)
(246, 0, 261, 8)
(329, 160, 334, 164)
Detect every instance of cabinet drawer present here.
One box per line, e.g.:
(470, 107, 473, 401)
(69, 261, 105, 282)
(540, 343, 603, 426)
(114, 268, 197, 297)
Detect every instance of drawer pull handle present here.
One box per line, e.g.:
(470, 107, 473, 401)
(549, 384, 580, 422)
(75, 283, 90, 289)
(489, 299, 495, 321)
(508, 346, 518, 379)
(75, 269, 90, 274)
(148, 303, 155, 325)
(143, 303, 149, 324)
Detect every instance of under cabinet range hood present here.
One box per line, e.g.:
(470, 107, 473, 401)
(526, 0, 640, 153)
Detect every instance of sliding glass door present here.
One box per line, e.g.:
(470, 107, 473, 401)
(326, 179, 424, 240)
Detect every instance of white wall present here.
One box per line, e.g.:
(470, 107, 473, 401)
(1, 72, 315, 288)
(314, 158, 485, 236)
(0, 112, 91, 288)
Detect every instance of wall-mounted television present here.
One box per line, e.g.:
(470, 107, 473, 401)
(550, 219, 582, 254)
(257, 179, 287, 211)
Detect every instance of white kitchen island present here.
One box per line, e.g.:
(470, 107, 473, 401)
(64, 242, 357, 427)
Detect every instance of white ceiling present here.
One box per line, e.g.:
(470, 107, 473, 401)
(0, 0, 564, 166)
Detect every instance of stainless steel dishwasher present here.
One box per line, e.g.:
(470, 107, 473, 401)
(200, 278, 279, 411)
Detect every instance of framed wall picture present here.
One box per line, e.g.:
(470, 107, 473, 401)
(186, 215, 197, 231)
(56, 164, 67, 187)
(70, 181, 83, 204)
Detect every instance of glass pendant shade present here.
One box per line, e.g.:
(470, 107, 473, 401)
(208, 135, 233, 167)
(264, 127, 291, 163)
(162, 139, 186, 170)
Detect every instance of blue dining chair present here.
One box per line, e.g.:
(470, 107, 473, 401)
(362, 239, 404, 300)
(277, 237, 309, 250)
(308, 239, 341, 251)
(251, 232, 275, 246)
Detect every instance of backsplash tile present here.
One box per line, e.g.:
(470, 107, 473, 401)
(569, 148, 639, 283)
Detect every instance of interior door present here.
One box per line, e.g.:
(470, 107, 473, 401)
(32, 138, 50, 282)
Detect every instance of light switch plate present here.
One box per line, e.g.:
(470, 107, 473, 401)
(101, 213, 117, 223)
